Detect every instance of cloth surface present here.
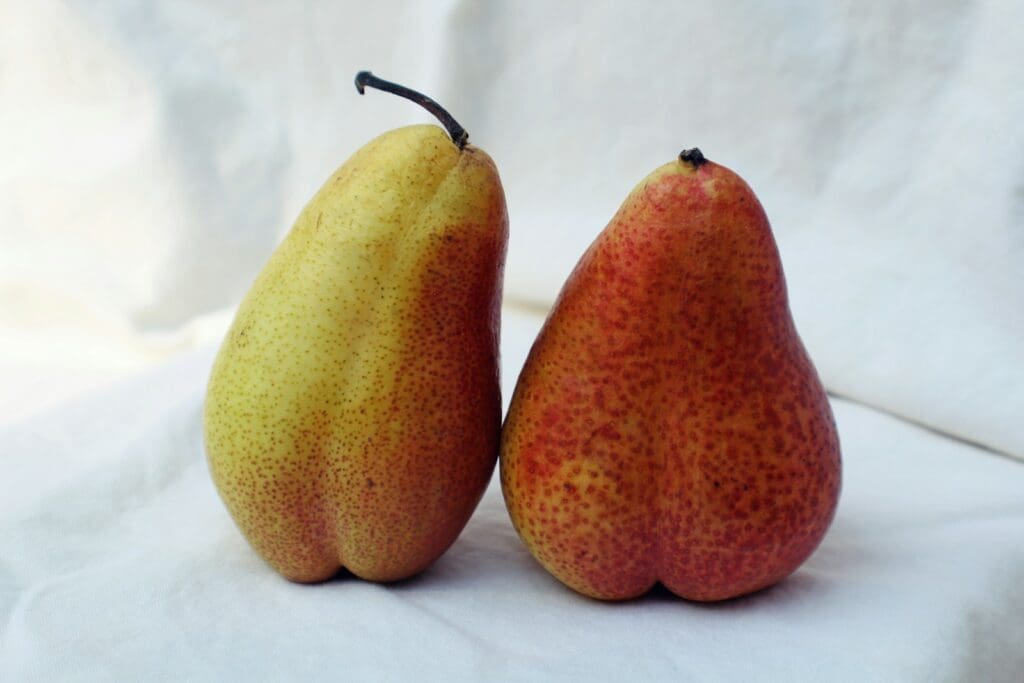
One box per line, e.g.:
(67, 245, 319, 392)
(1, 0, 1022, 454)
(2, 308, 1023, 682)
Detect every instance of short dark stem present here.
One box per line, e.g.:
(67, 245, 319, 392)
(354, 71, 469, 150)
(678, 148, 707, 167)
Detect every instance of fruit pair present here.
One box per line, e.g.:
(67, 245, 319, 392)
(204, 73, 840, 601)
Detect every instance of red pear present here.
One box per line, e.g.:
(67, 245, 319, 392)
(500, 149, 840, 601)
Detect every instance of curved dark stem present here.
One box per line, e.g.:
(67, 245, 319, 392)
(355, 71, 469, 150)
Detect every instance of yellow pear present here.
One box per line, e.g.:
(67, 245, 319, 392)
(204, 73, 508, 583)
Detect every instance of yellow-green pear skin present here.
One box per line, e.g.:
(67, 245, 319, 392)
(204, 124, 508, 583)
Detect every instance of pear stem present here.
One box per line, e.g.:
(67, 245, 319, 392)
(679, 148, 707, 167)
(354, 71, 469, 150)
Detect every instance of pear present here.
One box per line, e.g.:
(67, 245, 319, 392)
(500, 149, 840, 601)
(204, 73, 508, 583)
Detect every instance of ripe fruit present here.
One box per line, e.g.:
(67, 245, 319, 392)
(500, 149, 840, 601)
(205, 73, 508, 582)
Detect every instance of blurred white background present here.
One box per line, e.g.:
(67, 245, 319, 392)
(2, 0, 1022, 457)
(2, 2, 1024, 680)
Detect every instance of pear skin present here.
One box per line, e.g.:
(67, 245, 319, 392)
(500, 150, 840, 601)
(205, 122, 507, 583)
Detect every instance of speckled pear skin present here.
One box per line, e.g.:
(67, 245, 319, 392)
(500, 155, 840, 601)
(204, 124, 507, 583)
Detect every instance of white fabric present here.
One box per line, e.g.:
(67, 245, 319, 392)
(2, 309, 1023, 681)
(2, 0, 1022, 454)
(2, 1, 1023, 680)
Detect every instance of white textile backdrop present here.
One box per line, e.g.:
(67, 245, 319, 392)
(2, 0, 1021, 456)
